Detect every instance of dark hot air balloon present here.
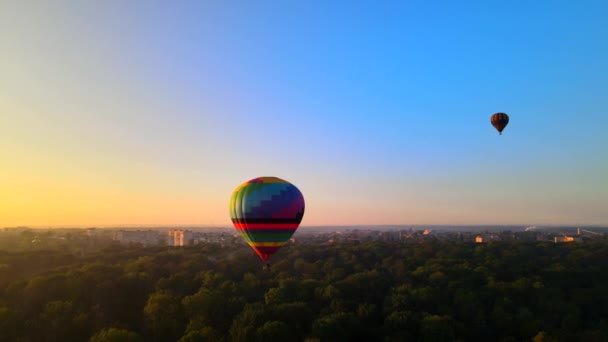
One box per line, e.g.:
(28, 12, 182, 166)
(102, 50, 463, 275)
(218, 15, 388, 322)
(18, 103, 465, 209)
(491, 112, 509, 135)
(229, 177, 305, 262)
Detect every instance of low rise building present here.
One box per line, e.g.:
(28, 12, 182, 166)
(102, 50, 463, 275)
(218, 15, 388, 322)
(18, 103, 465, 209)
(554, 235, 582, 243)
(113, 230, 161, 246)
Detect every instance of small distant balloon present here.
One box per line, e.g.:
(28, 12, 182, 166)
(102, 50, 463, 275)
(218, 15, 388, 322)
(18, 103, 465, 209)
(229, 177, 305, 262)
(491, 112, 509, 135)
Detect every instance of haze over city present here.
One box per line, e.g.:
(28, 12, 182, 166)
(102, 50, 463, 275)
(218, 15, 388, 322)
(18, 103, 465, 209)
(1, 1, 607, 227)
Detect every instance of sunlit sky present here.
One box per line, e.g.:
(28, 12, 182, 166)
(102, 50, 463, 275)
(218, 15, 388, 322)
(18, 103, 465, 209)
(1, 1, 607, 227)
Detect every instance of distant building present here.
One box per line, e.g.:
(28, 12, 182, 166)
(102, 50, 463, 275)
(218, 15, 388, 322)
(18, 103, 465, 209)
(113, 230, 160, 246)
(554, 235, 582, 243)
(399, 231, 410, 240)
(475, 234, 499, 243)
(577, 228, 603, 239)
(166, 230, 194, 246)
(380, 231, 399, 241)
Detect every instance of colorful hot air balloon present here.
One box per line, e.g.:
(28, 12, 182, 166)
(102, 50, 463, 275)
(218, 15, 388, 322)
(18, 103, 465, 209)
(491, 112, 509, 135)
(229, 177, 305, 262)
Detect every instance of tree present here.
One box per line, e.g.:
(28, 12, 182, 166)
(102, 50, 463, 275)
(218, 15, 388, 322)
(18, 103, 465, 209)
(0, 306, 19, 341)
(269, 302, 314, 341)
(255, 321, 290, 342)
(229, 303, 268, 342)
(182, 282, 245, 333)
(311, 312, 361, 341)
(89, 328, 142, 342)
(383, 310, 418, 341)
(532, 331, 548, 342)
(143, 291, 184, 342)
(179, 314, 225, 342)
(39, 300, 76, 341)
(420, 315, 454, 342)
(178, 326, 224, 342)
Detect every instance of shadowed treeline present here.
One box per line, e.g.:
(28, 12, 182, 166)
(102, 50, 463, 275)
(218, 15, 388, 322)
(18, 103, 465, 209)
(1, 236, 608, 341)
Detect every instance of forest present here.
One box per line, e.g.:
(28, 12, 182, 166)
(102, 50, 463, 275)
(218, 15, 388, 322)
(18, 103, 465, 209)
(1, 232, 608, 342)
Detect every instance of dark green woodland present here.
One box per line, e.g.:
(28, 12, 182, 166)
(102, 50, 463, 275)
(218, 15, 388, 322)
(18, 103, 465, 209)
(1, 230, 607, 341)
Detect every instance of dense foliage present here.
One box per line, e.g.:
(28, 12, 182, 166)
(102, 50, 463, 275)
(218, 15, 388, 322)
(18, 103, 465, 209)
(1, 234, 608, 341)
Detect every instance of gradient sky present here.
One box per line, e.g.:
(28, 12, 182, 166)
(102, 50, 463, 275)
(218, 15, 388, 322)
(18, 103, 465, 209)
(1, 1, 607, 227)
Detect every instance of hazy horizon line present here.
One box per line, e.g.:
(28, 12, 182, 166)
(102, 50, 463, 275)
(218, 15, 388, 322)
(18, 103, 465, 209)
(3, 223, 607, 229)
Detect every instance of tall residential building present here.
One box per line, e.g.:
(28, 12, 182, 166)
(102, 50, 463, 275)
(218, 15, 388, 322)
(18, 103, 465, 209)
(166, 230, 194, 246)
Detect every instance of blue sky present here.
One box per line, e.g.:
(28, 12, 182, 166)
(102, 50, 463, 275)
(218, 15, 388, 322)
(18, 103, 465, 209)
(1, 0, 607, 226)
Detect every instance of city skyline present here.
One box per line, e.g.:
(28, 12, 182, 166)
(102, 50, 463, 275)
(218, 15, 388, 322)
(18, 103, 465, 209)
(1, 1, 607, 227)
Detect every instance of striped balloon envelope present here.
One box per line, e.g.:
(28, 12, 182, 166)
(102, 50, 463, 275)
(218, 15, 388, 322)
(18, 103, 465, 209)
(229, 177, 305, 262)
